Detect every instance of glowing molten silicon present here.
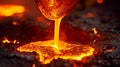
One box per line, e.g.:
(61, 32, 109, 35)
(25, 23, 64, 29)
(17, 40, 94, 64)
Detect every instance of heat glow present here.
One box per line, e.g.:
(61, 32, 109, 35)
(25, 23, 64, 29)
(0, 5, 25, 16)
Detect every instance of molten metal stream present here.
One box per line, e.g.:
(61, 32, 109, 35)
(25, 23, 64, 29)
(37, 0, 78, 47)
(54, 18, 62, 48)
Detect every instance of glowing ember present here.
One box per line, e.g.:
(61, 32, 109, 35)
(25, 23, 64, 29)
(92, 28, 98, 35)
(84, 12, 94, 18)
(73, 63, 77, 67)
(2, 37, 19, 44)
(92, 28, 101, 37)
(2, 38, 10, 43)
(105, 48, 114, 53)
(32, 64, 36, 67)
(97, 0, 103, 4)
(12, 21, 17, 25)
(0, 5, 25, 16)
(17, 40, 94, 64)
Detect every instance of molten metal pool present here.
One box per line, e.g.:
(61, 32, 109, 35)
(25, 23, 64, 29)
(17, 40, 94, 64)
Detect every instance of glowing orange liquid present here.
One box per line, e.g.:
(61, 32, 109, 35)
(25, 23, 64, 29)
(17, 40, 94, 64)
(54, 18, 63, 48)
(37, 0, 78, 47)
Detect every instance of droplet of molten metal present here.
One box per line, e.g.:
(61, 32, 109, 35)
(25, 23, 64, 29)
(17, 40, 94, 64)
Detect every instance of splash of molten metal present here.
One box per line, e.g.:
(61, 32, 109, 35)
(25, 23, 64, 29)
(0, 5, 25, 16)
(17, 40, 94, 64)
